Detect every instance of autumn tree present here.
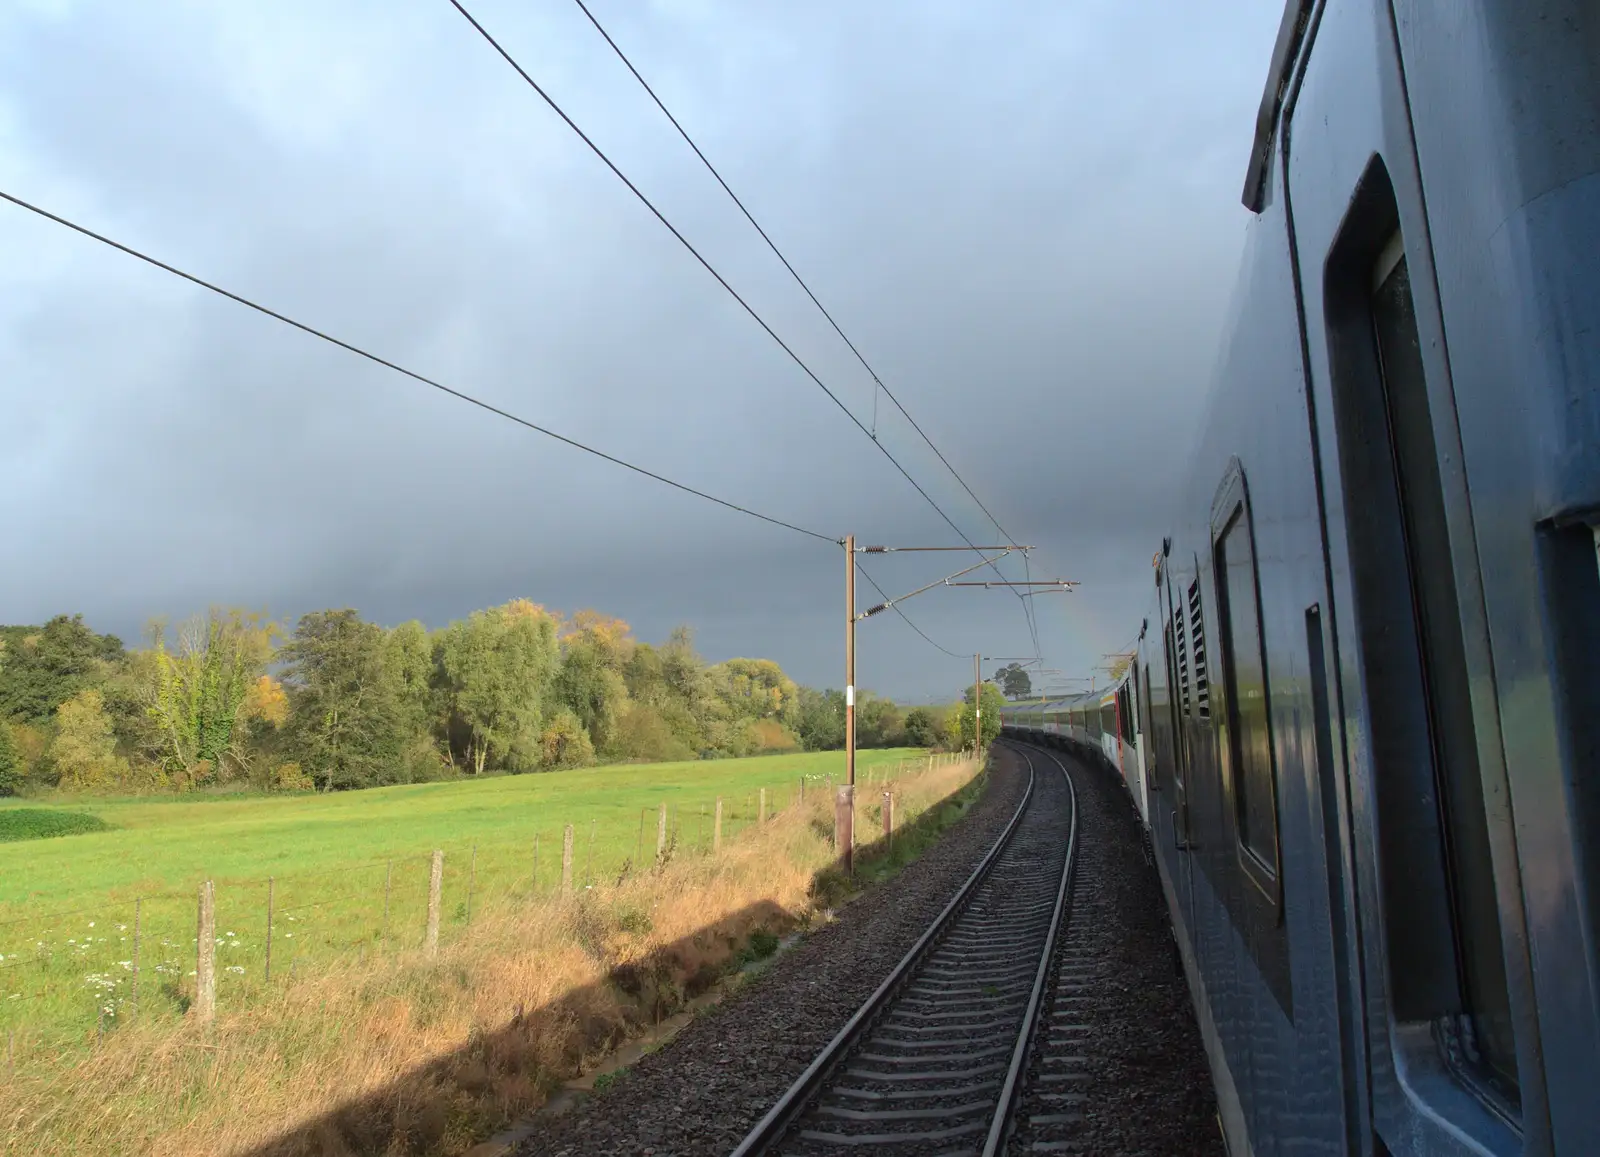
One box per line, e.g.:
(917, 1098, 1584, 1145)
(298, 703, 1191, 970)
(144, 609, 277, 785)
(438, 600, 559, 774)
(49, 689, 127, 791)
(280, 610, 409, 791)
(554, 612, 633, 760)
(540, 708, 596, 769)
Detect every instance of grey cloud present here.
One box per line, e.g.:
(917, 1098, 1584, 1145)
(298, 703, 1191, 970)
(0, 0, 1285, 700)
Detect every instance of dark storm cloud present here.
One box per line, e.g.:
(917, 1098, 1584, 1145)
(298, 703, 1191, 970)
(0, 0, 1286, 699)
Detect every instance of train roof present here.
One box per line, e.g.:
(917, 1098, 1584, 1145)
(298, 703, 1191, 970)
(1000, 688, 1111, 712)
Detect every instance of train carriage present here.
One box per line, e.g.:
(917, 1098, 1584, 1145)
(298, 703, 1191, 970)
(1005, 1, 1599, 1154)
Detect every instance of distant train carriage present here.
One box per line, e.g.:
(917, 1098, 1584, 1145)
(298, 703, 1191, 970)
(1004, 1, 1600, 1154)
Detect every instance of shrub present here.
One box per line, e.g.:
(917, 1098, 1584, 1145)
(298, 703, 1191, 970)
(0, 807, 114, 842)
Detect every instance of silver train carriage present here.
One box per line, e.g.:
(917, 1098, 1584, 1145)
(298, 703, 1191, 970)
(1005, 0, 1599, 1154)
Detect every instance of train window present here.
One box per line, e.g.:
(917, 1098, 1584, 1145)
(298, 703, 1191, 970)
(1211, 464, 1279, 879)
(1100, 703, 1116, 738)
(1368, 237, 1516, 1097)
(1326, 182, 1519, 1110)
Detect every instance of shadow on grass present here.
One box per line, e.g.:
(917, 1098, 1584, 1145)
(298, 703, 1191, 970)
(237, 764, 989, 1157)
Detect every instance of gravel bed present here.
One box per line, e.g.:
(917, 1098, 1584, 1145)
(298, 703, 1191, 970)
(1008, 742, 1224, 1157)
(513, 751, 1028, 1157)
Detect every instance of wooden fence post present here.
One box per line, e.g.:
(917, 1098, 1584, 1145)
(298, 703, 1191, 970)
(562, 825, 575, 893)
(799, 776, 805, 804)
(130, 898, 141, 1020)
(656, 802, 668, 863)
(195, 880, 216, 1022)
(426, 850, 443, 958)
(759, 787, 767, 825)
(713, 798, 723, 852)
(884, 792, 894, 853)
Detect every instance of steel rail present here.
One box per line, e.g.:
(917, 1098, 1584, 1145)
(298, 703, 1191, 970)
(728, 740, 1077, 1155)
(982, 741, 1080, 1156)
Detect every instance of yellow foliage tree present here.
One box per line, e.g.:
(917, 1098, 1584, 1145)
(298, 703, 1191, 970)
(50, 689, 128, 791)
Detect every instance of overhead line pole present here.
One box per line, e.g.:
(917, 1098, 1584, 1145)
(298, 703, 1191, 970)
(840, 541, 1074, 875)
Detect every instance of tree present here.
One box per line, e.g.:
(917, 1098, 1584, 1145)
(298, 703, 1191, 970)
(0, 723, 20, 796)
(438, 600, 559, 773)
(49, 689, 127, 791)
(0, 615, 124, 724)
(539, 708, 596, 770)
(280, 610, 409, 791)
(615, 702, 694, 763)
(952, 682, 1006, 749)
(554, 612, 633, 759)
(855, 692, 905, 748)
(902, 705, 943, 748)
(381, 620, 434, 734)
(795, 687, 845, 752)
(710, 659, 799, 726)
(994, 663, 1033, 700)
(144, 609, 277, 785)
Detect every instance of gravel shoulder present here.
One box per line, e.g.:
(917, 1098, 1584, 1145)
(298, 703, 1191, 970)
(510, 750, 1029, 1157)
(1011, 742, 1224, 1157)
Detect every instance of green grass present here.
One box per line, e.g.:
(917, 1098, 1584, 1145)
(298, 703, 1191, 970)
(0, 808, 114, 843)
(0, 748, 929, 1039)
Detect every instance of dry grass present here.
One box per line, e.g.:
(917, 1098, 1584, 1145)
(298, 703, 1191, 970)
(0, 755, 985, 1157)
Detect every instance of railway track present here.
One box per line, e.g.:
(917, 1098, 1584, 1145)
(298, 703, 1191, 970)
(730, 742, 1077, 1156)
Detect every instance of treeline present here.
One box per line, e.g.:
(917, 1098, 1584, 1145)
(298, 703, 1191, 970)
(0, 606, 964, 797)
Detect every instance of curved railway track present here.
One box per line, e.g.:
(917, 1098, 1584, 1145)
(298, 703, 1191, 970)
(730, 742, 1078, 1156)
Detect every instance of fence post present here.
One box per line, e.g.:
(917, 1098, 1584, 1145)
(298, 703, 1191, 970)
(562, 825, 575, 893)
(131, 898, 141, 1020)
(195, 879, 216, 1022)
(265, 876, 275, 981)
(713, 798, 723, 853)
(759, 787, 767, 825)
(656, 802, 668, 863)
(884, 792, 894, 853)
(426, 850, 443, 958)
(799, 776, 805, 804)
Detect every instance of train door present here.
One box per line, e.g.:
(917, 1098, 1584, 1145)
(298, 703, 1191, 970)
(1280, 0, 1593, 1151)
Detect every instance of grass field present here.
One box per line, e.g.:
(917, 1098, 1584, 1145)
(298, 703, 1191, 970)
(0, 747, 930, 1042)
(0, 752, 987, 1156)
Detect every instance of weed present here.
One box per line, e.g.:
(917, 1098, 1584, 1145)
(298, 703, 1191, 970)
(748, 928, 781, 960)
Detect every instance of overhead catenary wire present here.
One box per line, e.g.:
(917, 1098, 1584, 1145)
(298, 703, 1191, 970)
(855, 560, 966, 660)
(569, 0, 1028, 554)
(449, 0, 1042, 658)
(566, 0, 1048, 666)
(0, 189, 834, 545)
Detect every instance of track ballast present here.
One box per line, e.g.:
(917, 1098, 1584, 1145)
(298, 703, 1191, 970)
(731, 743, 1075, 1156)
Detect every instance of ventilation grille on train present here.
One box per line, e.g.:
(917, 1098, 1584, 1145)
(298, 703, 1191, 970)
(1188, 580, 1210, 720)
(1175, 613, 1191, 718)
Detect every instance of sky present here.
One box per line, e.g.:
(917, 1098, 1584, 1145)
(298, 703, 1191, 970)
(0, 0, 1286, 704)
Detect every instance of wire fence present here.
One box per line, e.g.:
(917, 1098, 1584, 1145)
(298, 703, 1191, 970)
(0, 751, 974, 1058)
